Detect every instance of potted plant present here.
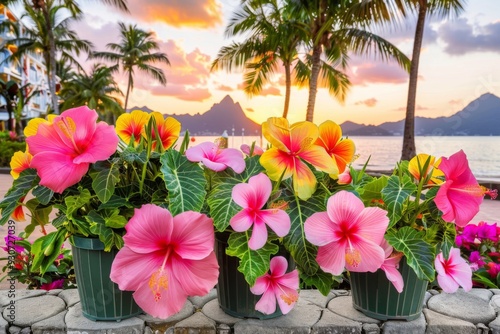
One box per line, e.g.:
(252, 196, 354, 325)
(0, 106, 218, 320)
(346, 152, 497, 320)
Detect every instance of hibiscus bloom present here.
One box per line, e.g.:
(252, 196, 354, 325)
(148, 112, 181, 150)
(230, 173, 290, 250)
(408, 153, 443, 184)
(26, 106, 119, 193)
(304, 191, 389, 275)
(115, 110, 150, 146)
(110, 204, 219, 319)
(435, 248, 472, 293)
(337, 168, 352, 185)
(185, 142, 245, 173)
(434, 150, 484, 227)
(260, 117, 336, 200)
(379, 239, 404, 293)
(314, 120, 355, 175)
(9, 151, 32, 179)
(250, 256, 299, 315)
(240, 143, 264, 157)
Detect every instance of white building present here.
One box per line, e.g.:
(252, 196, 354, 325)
(0, 4, 52, 130)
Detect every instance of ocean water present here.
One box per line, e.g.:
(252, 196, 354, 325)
(189, 135, 500, 181)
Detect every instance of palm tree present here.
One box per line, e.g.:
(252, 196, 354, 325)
(92, 22, 170, 112)
(288, 0, 411, 122)
(399, 0, 465, 160)
(2, 0, 128, 114)
(212, 0, 308, 119)
(59, 63, 123, 123)
(1, 0, 93, 114)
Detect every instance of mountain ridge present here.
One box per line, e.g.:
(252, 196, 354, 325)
(128, 92, 500, 136)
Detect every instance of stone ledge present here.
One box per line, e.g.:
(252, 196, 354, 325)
(0, 288, 499, 334)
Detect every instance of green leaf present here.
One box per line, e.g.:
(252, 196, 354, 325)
(64, 188, 92, 218)
(226, 231, 278, 286)
(0, 169, 38, 225)
(386, 227, 436, 281)
(24, 198, 53, 238)
(32, 186, 54, 205)
(359, 175, 388, 204)
(31, 229, 66, 275)
(381, 175, 417, 228)
(98, 194, 132, 210)
(207, 156, 264, 231)
(104, 209, 128, 229)
(283, 188, 327, 276)
(160, 150, 206, 215)
(91, 163, 120, 203)
(299, 269, 335, 296)
(86, 211, 124, 251)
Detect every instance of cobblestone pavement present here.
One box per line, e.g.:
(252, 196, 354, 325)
(1, 288, 499, 334)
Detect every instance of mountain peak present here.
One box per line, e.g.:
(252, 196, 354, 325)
(220, 95, 235, 105)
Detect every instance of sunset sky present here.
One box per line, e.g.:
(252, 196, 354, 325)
(20, 1, 500, 126)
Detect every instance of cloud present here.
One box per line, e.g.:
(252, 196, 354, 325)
(439, 18, 500, 55)
(394, 105, 429, 111)
(373, 19, 439, 46)
(348, 60, 408, 86)
(123, 0, 223, 28)
(354, 98, 378, 107)
(150, 85, 212, 102)
(246, 108, 255, 112)
(448, 99, 463, 106)
(236, 84, 281, 96)
(216, 84, 234, 92)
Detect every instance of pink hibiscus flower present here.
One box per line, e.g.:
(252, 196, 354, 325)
(250, 256, 299, 315)
(185, 142, 245, 173)
(240, 144, 264, 157)
(434, 150, 484, 227)
(110, 204, 219, 319)
(304, 191, 389, 275)
(26, 106, 119, 193)
(230, 173, 291, 250)
(435, 248, 472, 293)
(379, 239, 404, 293)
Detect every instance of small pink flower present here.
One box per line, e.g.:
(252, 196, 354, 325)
(186, 142, 245, 173)
(434, 150, 484, 227)
(2, 235, 25, 253)
(337, 168, 352, 185)
(110, 204, 219, 319)
(379, 239, 404, 293)
(305, 191, 389, 275)
(435, 248, 472, 293)
(250, 256, 299, 315)
(40, 279, 65, 291)
(230, 173, 291, 250)
(240, 144, 264, 156)
(26, 106, 119, 193)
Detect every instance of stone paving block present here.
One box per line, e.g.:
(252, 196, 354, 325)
(8, 326, 21, 334)
(31, 310, 67, 334)
(0, 314, 7, 334)
(381, 314, 425, 334)
(65, 303, 144, 334)
(363, 323, 380, 334)
(173, 311, 216, 334)
(491, 294, 500, 312)
(188, 289, 217, 309)
(3, 295, 65, 327)
(233, 299, 322, 334)
(427, 289, 496, 324)
(423, 308, 476, 334)
(139, 300, 194, 332)
(299, 289, 335, 308)
(0, 290, 46, 307)
(58, 289, 80, 307)
(327, 296, 380, 324)
(469, 288, 494, 302)
(490, 289, 500, 295)
(331, 290, 349, 297)
(422, 291, 432, 308)
(201, 299, 242, 326)
(311, 309, 362, 334)
(491, 315, 500, 334)
(47, 289, 63, 296)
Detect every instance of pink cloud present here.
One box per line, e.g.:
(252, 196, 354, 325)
(150, 85, 212, 102)
(354, 98, 378, 107)
(349, 61, 408, 86)
(236, 84, 281, 96)
(394, 105, 429, 111)
(216, 84, 234, 92)
(122, 0, 223, 28)
(246, 108, 255, 112)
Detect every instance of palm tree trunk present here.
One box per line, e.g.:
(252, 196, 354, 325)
(401, 1, 427, 160)
(40, 4, 59, 114)
(282, 63, 292, 119)
(306, 43, 322, 122)
(124, 72, 132, 112)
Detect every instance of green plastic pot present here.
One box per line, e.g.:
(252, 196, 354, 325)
(215, 232, 290, 319)
(350, 257, 428, 321)
(71, 236, 142, 321)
